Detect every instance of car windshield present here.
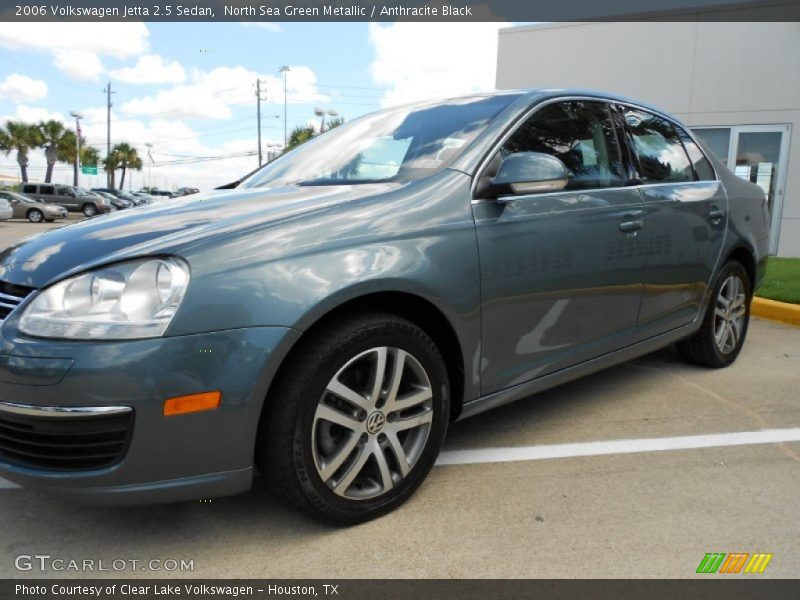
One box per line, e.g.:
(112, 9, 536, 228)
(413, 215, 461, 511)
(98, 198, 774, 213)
(75, 187, 91, 195)
(243, 94, 519, 188)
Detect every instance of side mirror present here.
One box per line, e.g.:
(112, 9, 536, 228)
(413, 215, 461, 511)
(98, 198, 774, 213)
(491, 152, 569, 195)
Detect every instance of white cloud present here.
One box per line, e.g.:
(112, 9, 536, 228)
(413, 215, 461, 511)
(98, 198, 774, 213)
(0, 23, 147, 82)
(111, 54, 186, 85)
(0, 22, 149, 58)
(0, 74, 47, 103)
(1, 104, 64, 124)
(368, 22, 507, 107)
(52, 49, 104, 81)
(121, 65, 326, 120)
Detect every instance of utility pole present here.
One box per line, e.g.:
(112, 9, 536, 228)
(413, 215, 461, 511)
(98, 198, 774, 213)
(255, 79, 267, 166)
(69, 111, 83, 186)
(279, 66, 290, 149)
(145, 143, 153, 191)
(103, 82, 115, 187)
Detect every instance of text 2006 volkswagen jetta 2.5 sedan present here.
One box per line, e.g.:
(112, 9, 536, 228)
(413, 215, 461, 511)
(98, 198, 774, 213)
(0, 90, 769, 523)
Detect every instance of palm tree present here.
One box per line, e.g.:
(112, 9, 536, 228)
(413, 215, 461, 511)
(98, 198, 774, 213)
(284, 124, 316, 152)
(103, 150, 120, 189)
(58, 131, 98, 186)
(0, 121, 43, 183)
(81, 146, 100, 170)
(112, 143, 142, 190)
(39, 120, 70, 183)
(326, 116, 346, 131)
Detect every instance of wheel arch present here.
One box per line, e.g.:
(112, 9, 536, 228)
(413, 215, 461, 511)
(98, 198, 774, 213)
(725, 244, 757, 297)
(266, 290, 468, 423)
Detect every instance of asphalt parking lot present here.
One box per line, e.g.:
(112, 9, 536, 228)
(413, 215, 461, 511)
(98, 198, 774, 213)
(0, 219, 798, 579)
(0, 215, 82, 249)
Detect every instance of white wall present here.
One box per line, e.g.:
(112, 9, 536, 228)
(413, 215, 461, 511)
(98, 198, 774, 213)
(497, 22, 800, 256)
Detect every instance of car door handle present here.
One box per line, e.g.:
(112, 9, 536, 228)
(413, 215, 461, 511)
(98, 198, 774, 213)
(619, 219, 644, 232)
(709, 206, 725, 222)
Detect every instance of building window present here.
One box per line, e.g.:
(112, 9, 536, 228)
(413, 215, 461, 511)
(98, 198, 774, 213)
(692, 128, 731, 164)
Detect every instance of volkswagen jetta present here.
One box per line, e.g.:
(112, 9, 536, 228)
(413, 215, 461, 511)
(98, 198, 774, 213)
(0, 89, 769, 523)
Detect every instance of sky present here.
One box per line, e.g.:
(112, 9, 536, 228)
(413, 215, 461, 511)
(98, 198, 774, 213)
(0, 21, 507, 191)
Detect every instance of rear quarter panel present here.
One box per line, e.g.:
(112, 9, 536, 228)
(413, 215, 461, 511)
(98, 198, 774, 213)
(714, 155, 771, 289)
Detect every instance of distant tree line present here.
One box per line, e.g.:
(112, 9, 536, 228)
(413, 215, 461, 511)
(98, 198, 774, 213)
(0, 120, 141, 188)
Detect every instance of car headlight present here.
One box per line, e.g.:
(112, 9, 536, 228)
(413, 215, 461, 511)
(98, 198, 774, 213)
(18, 258, 190, 340)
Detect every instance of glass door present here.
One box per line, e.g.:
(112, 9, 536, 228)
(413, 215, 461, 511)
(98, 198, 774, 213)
(693, 124, 790, 255)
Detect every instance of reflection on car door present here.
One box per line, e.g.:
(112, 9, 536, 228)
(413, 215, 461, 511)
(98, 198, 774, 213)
(473, 100, 647, 396)
(619, 106, 727, 336)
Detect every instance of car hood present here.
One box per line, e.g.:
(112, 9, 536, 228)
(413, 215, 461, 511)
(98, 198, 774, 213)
(0, 183, 398, 288)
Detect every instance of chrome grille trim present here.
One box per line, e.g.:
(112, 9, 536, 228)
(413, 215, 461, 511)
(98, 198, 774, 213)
(0, 282, 33, 322)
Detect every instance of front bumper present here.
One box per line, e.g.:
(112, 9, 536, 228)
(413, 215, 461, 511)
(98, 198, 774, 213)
(0, 325, 300, 504)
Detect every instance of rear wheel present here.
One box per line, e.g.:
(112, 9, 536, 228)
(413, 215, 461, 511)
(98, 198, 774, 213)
(82, 204, 98, 217)
(677, 261, 751, 368)
(27, 209, 44, 223)
(258, 313, 449, 524)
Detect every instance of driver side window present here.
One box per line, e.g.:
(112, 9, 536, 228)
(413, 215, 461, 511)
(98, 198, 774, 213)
(500, 101, 626, 191)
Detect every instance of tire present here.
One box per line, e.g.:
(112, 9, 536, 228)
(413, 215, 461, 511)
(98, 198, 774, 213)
(82, 204, 98, 217)
(27, 209, 44, 223)
(258, 312, 450, 524)
(677, 260, 751, 368)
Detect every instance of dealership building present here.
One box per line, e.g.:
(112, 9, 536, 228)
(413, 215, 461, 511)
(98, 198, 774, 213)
(496, 20, 799, 257)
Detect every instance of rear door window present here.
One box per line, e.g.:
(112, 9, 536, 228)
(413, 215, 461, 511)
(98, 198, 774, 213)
(675, 128, 716, 181)
(623, 108, 694, 183)
(22, 184, 36, 194)
(39, 185, 55, 195)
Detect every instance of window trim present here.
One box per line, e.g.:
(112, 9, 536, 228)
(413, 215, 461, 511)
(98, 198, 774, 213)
(472, 95, 717, 199)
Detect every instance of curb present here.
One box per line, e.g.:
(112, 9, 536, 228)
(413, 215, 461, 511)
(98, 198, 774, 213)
(752, 297, 800, 327)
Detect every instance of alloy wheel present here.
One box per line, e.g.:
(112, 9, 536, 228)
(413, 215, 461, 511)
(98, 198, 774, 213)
(713, 274, 746, 354)
(312, 346, 434, 500)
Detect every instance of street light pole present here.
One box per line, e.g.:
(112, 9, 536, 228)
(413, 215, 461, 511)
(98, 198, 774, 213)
(255, 79, 266, 166)
(279, 66, 290, 149)
(314, 108, 339, 133)
(69, 111, 83, 187)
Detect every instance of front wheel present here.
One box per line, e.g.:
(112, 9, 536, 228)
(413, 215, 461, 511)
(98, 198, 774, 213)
(27, 209, 44, 223)
(82, 204, 98, 217)
(677, 260, 751, 368)
(258, 313, 450, 524)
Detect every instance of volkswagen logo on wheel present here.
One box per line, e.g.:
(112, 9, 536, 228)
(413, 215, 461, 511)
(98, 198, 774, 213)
(365, 411, 386, 434)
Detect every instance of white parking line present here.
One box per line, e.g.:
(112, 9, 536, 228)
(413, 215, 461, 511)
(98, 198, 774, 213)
(437, 428, 800, 466)
(1, 429, 797, 491)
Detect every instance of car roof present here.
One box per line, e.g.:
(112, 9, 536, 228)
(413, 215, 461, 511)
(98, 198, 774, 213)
(392, 87, 677, 124)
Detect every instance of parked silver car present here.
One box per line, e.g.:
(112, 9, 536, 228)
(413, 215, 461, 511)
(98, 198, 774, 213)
(0, 196, 11, 221)
(0, 191, 68, 222)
